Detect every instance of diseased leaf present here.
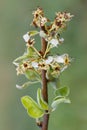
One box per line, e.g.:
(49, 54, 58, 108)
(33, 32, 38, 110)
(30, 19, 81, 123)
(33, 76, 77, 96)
(55, 86, 70, 96)
(51, 96, 70, 111)
(37, 88, 48, 110)
(21, 96, 44, 118)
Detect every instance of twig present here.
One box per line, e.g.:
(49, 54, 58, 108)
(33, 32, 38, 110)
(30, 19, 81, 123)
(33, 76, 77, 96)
(41, 38, 49, 130)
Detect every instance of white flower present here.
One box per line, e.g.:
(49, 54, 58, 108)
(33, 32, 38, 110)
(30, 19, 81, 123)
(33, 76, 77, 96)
(45, 56, 53, 64)
(49, 39, 59, 47)
(32, 62, 38, 68)
(55, 55, 64, 63)
(23, 32, 30, 42)
(41, 17, 48, 26)
(55, 54, 69, 64)
(39, 30, 46, 38)
(59, 38, 64, 43)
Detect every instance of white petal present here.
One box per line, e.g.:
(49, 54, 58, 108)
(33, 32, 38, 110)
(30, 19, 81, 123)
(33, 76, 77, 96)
(55, 54, 68, 63)
(50, 39, 59, 47)
(39, 30, 46, 38)
(59, 38, 64, 43)
(32, 62, 38, 68)
(45, 56, 53, 64)
(55, 56, 64, 63)
(23, 33, 30, 42)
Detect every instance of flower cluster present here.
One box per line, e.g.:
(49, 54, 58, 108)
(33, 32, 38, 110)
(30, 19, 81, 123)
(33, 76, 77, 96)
(13, 7, 73, 84)
(32, 7, 48, 28)
(15, 52, 71, 81)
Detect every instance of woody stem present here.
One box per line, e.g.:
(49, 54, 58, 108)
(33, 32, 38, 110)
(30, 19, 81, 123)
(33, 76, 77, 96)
(41, 38, 49, 130)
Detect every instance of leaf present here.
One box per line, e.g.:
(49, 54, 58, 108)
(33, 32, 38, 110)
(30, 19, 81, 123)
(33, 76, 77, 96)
(37, 88, 48, 110)
(55, 86, 70, 97)
(16, 81, 40, 89)
(28, 30, 39, 36)
(27, 47, 37, 57)
(25, 70, 38, 80)
(13, 54, 28, 65)
(21, 96, 44, 118)
(51, 96, 70, 111)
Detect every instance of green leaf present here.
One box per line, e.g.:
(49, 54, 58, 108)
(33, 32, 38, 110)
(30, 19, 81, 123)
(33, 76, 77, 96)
(51, 96, 70, 111)
(25, 70, 38, 80)
(13, 54, 28, 64)
(16, 81, 40, 89)
(28, 30, 39, 36)
(27, 47, 38, 58)
(55, 86, 70, 97)
(37, 88, 48, 110)
(21, 96, 44, 118)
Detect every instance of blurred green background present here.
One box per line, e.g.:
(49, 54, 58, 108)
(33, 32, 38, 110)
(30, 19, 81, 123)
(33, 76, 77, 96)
(0, 0, 87, 130)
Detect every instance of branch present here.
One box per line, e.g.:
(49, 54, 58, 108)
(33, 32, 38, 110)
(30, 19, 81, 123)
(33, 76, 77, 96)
(41, 38, 49, 130)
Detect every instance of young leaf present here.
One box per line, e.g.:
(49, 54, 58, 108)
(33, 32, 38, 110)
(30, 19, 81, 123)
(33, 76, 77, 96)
(27, 47, 38, 58)
(25, 70, 38, 80)
(21, 96, 44, 118)
(13, 54, 28, 64)
(55, 86, 70, 97)
(51, 96, 70, 111)
(16, 81, 40, 89)
(37, 88, 48, 110)
(28, 30, 39, 36)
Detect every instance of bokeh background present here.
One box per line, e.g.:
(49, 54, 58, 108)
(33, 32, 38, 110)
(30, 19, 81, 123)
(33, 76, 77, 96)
(0, 0, 87, 130)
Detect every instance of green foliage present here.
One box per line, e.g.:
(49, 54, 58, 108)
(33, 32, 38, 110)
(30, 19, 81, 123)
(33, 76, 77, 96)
(51, 96, 70, 111)
(25, 70, 38, 80)
(28, 30, 39, 36)
(37, 88, 48, 110)
(16, 81, 40, 89)
(55, 86, 70, 97)
(21, 96, 44, 118)
(27, 47, 38, 58)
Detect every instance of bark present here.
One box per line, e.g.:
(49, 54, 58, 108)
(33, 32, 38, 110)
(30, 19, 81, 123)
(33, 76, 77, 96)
(41, 38, 49, 130)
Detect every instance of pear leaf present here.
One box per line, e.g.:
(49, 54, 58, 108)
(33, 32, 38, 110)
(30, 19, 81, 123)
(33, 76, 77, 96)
(37, 88, 48, 110)
(28, 30, 39, 36)
(55, 86, 70, 97)
(13, 54, 28, 65)
(25, 70, 38, 80)
(16, 81, 39, 89)
(27, 47, 37, 58)
(21, 96, 44, 118)
(51, 96, 70, 111)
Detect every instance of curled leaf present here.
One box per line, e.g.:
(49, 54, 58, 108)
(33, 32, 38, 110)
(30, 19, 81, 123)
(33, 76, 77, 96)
(37, 88, 48, 110)
(51, 96, 70, 111)
(13, 54, 28, 65)
(16, 81, 40, 89)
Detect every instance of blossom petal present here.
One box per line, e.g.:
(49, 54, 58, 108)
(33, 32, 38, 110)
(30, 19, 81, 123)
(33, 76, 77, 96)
(50, 39, 59, 47)
(45, 56, 53, 64)
(32, 62, 38, 68)
(23, 33, 30, 42)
